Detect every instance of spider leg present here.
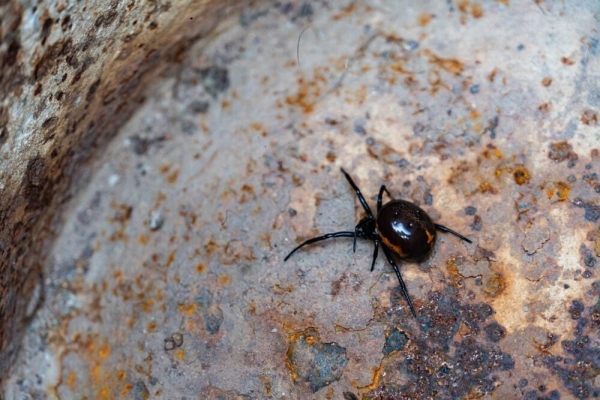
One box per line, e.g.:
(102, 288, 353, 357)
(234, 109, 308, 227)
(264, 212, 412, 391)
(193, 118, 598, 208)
(284, 231, 356, 261)
(370, 239, 379, 272)
(377, 185, 392, 211)
(434, 224, 472, 243)
(341, 168, 373, 218)
(381, 244, 417, 318)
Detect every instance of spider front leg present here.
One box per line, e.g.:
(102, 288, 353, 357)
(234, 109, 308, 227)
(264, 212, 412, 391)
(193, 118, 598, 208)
(377, 184, 392, 211)
(341, 168, 373, 218)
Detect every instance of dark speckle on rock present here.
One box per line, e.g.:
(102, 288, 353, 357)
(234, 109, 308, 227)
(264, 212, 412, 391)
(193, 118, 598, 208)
(383, 329, 409, 355)
(484, 322, 506, 343)
(470, 215, 482, 231)
(569, 300, 584, 319)
(133, 380, 150, 400)
(465, 206, 477, 215)
(397, 158, 409, 168)
(343, 391, 359, 400)
(374, 290, 512, 398)
(424, 191, 433, 206)
(239, 7, 269, 27)
(187, 100, 210, 114)
(286, 327, 348, 393)
(413, 122, 425, 134)
(195, 289, 224, 335)
(543, 299, 600, 399)
(548, 141, 578, 167)
(573, 198, 600, 222)
(199, 66, 230, 98)
(585, 204, 600, 222)
(353, 119, 366, 135)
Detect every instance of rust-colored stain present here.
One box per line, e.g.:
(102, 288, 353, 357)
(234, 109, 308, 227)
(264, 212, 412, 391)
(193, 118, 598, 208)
(272, 283, 295, 295)
(166, 168, 180, 184)
(178, 302, 199, 316)
(285, 70, 327, 115)
(538, 102, 551, 112)
(428, 53, 465, 76)
(457, 0, 470, 12)
(547, 181, 570, 202)
(446, 257, 465, 287)
(548, 140, 578, 166)
(219, 274, 230, 285)
(359, 364, 384, 390)
(146, 321, 157, 332)
(418, 13, 433, 26)
(581, 109, 598, 125)
(513, 165, 531, 185)
(174, 348, 185, 360)
(560, 56, 575, 66)
(483, 272, 505, 296)
(67, 370, 76, 389)
(471, 3, 484, 18)
(166, 250, 176, 267)
(331, 2, 359, 20)
(196, 263, 206, 273)
(159, 164, 171, 174)
(541, 76, 552, 86)
(478, 181, 497, 194)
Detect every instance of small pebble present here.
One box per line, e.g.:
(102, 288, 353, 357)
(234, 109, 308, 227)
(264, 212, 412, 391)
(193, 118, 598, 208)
(149, 210, 164, 230)
(108, 174, 120, 187)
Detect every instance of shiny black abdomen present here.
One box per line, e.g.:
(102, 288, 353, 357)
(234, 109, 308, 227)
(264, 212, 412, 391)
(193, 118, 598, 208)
(376, 199, 437, 262)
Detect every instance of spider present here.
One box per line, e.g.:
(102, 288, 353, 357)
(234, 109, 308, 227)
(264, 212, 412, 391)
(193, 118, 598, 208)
(284, 168, 472, 317)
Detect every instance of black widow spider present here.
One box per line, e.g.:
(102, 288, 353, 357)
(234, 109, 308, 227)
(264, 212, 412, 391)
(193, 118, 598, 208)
(284, 168, 472, 317)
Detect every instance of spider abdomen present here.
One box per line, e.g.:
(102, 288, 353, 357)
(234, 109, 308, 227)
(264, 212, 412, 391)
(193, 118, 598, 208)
(376, 200, 437, 262)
